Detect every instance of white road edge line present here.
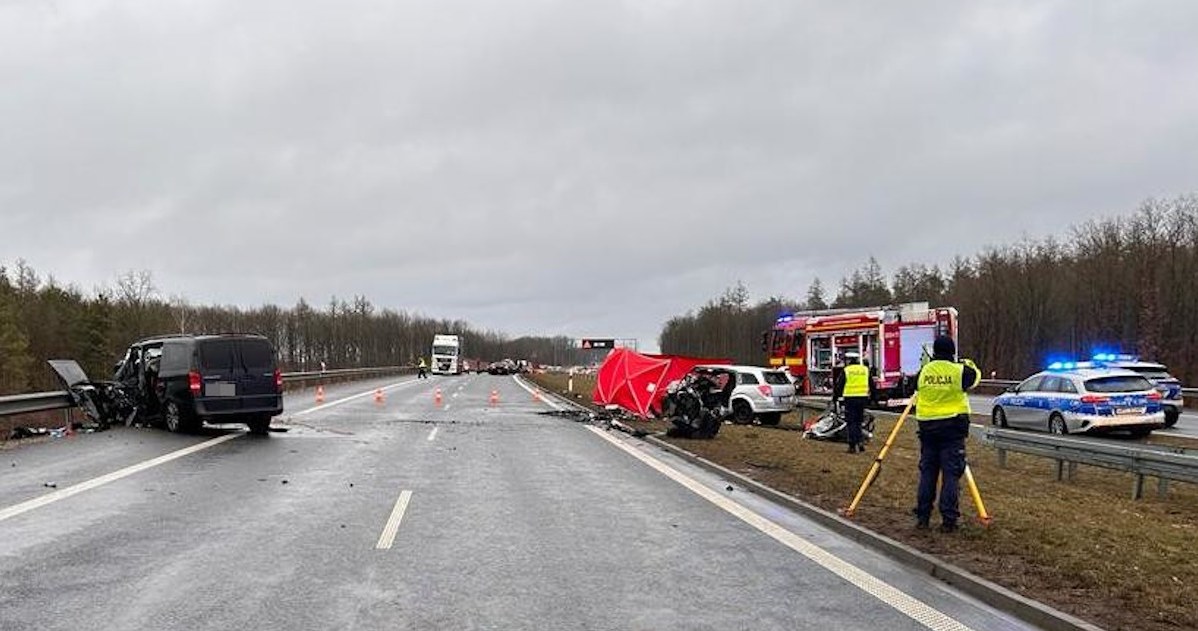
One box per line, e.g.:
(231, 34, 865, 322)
(375, 490, 413, 550)
(0, 433, 242, 524)
(294, 379, 419, 417)
(586, 426, 976, 631)
(512, 375, 563, 411)
(427, 427, 439, 441)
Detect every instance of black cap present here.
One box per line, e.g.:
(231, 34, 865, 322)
(933, 335, 956, 359)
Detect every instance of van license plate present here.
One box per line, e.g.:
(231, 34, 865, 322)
(206, 382, 236, 397)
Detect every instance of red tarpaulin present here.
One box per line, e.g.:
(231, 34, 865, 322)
(592, 348, 731, 418)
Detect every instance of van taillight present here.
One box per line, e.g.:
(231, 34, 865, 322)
(757, 384, 773, 397)
(188, 371, 202, 395)
(274, 369, 283, 392)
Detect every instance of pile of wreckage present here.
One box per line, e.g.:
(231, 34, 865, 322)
(586, 348, 875, 443)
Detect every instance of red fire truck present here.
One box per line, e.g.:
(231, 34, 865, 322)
(764, 303, 959, 406)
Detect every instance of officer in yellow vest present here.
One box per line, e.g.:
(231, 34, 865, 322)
(417, 357, 428, 380)
(832, 352, 874, 453)
(914, 336, 979, 533)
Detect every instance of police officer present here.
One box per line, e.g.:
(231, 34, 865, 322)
(913, 335, 979, 533)
(417, 357, 428, 380)
(832, 352, 874, 453)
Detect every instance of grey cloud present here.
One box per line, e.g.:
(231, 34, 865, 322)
(2, 1, 1197, 351)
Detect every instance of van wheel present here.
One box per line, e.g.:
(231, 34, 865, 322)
(164, 401, 195, 433)
(247, 416, 271, 436)
(1048, 414, 1068, 435)
(732, 401, 754, 424)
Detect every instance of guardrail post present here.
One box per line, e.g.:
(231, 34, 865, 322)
(997, 448, 1007, 468)
(1157, 477, 1170, 499)
(1067, 462, 1077, 481)
(1055, 459, 1066, 482)
(1132, 474, 1145, 500)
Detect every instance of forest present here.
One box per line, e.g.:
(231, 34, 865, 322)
(0, 266, 587, 395)
(659, 194, 1198, 384)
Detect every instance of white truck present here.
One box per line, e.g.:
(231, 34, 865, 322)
(431, 334, 462, 375)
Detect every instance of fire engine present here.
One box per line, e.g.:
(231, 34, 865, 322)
(763, 302, 959, 406)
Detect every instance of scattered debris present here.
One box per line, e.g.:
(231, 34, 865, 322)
(281, 479, 289, 485)
(725, 485, 734, 492)
(802, 406, 877, 443)
(43, 482, 57, 489)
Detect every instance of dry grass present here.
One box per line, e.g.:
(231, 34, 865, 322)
(668, 417, 1198, 631)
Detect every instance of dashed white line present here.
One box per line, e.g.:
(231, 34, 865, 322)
(0, 433, 241, 524)
(427, 427, 439, 442)
(586, 427, 975, 631)
(294, 379, 419, 417)
(375, 490, 413, 550)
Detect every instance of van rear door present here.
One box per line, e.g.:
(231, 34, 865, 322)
(197, 339, 240, 414)
(236, 338, 278, 408)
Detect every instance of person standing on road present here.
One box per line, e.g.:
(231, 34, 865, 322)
(832, 353, 874, 453)
(417, 357, 428, 380)
(913, 335, 979, 533)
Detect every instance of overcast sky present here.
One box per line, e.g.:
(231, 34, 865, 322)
(2, 1, 1197, 351)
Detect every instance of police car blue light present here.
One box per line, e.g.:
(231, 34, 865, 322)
(993, 365, 1165, 436)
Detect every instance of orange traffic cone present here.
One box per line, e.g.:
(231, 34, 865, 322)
(315, 385, 326, 404)
(374, 389, 385, 405)
(489, 389, 499, 406)
(434, 388, 443, 406)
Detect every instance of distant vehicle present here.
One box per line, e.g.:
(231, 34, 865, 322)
(991, 361, 1165, 437)
(764, 302, 958, 406)
(488, 359, 517, 375)
(114, 334, 283, 434)
(1092, 354, 1183, 428)
(431, 334, 462, 375)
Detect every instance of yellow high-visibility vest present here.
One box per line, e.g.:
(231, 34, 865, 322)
(915, 360, 971, 420)
(843, 364, 870, 398)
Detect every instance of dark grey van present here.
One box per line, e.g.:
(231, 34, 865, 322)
(115, 334, 283, 434)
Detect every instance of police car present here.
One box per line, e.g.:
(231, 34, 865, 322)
(991, 360, 1166, 436)
(1090, 354, 1183, 428)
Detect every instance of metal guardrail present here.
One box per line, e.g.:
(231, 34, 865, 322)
(0, 366, 412, 420)
(984, 427, 1198, 500)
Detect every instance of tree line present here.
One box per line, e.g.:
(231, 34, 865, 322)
(660, 194, 1198, 385)
(0, 265, 589, 395)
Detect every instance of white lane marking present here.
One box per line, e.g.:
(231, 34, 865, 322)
(586, 427, 975, 631)
(294, 379, 418, 417)
(0, 433, 241, 524)
(427, 427, 438, 442)
(444, 404, 452, 411)
(375, 490, 413, 550)
(512, 375, 563, 411)
(452, 392, 459, 399)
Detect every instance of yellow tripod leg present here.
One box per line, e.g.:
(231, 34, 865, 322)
(841, 395, 916, 518)
(963, 464, 993, 526)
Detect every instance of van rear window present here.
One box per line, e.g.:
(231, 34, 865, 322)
(199, 340, 237, 371)
(1085, 376, 1153, 393)
(239, 340, 275, 370)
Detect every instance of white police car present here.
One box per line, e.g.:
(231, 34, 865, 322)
(1091, 354, 1183, 428)
(992, 360, 1166, 437)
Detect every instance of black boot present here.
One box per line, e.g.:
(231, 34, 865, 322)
(939, 521, 959, 533)
(846, 443, 858, 453)
(915, 518, 930, 530)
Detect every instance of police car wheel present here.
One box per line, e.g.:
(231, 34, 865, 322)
(1164, 408, 1179, 429)
(1048, 414, 1068, 435)
(992, 407, 1008, 428)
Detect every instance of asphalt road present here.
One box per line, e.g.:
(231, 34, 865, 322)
(0, 375, 1039, 630)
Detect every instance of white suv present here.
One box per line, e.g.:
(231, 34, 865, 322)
(697, 364, 797, 426)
